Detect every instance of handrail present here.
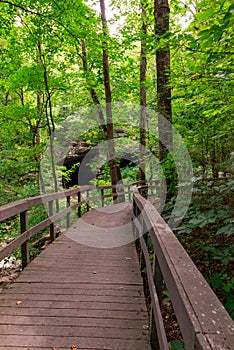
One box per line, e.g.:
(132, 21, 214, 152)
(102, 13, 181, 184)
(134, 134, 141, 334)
(0, 181, 144, 268)
(132, 187, 234, 350)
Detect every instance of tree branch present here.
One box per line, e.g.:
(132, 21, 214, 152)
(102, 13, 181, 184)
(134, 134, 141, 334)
(0, 0, 44, 16)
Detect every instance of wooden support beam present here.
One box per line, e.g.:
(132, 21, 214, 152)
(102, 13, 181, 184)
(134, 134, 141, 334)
(48, 200, 55, 242)
(20, 210, 29, 269)
(66, 196, 71, 229)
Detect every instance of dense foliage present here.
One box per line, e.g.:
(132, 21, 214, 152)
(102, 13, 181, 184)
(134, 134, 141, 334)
(0, 0, 233, 338)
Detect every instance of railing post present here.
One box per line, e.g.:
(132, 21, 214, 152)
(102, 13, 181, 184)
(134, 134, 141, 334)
(133, 198, 137, 239)
(153, 253, 164, 306)
(140, 220, 147, 272)
(48, 200, 55, 242)
(86, 190, 90, 212)
(128, 185, 131, 201)
(78, 191, 81, 218)
(150, 253, 163, 349)
(101, 188, 104, 207)
(20, 210, 29, 269)
(132, 197, 136, 240)
(150, 311, 160, 350)
(66, 195, 71, 229)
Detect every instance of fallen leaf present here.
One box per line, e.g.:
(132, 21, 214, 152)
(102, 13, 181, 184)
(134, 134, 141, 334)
(125, 257, 132, 260)
(105, 278, 109, 281)
(16, 300, 22, 305)
(71, 346, 77, 350)
(52, 348, 57, 350)
(92, 271, 97, 274)
(143, 324, 149, 329)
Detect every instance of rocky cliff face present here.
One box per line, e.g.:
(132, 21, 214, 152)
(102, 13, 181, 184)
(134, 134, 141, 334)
(61, 138, 138, 188)
(62, 141, 98, 187)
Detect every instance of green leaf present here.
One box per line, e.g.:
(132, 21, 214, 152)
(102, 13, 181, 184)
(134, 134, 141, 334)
(198, 29, 211, 40)
(170, 340, 186, 350)
(199, 9, 216, 21)
(216, 224, 234, 237)
(212, 274, 221, 289)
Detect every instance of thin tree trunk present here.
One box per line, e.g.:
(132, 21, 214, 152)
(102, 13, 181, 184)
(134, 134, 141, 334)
(211, 132, 219, 178)
(99, 0, 122, 200)
(36, 91, 44, 190)
(138, 0, 147, 183)
(81, 40, 106, 131)
(37, 42, 59, 210)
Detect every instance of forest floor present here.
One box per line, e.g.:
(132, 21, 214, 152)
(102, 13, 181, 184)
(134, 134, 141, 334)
(0, 257, 21, 293)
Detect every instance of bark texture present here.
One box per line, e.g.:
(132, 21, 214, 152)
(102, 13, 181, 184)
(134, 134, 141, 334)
(100, 0, 122, 198)
(154, 0, 172, 162)
(138, 1, 147, 183)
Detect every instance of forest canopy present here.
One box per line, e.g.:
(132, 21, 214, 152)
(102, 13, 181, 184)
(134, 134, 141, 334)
(0, 0, 233, 321)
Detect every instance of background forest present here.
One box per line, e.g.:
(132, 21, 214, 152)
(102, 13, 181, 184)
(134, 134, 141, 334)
(0, 0, 233, 328)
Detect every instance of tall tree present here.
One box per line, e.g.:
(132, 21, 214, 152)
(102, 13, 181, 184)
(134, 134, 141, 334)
(154, 0, 175, 195)
(138, 0, 147, 183)
(154, 0, 172, 158)
(99, 0, 122, 198)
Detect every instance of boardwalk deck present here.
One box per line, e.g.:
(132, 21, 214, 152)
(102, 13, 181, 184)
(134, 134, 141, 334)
(0, 203, 150, 350)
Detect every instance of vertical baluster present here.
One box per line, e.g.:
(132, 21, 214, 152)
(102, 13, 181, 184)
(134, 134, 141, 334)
(48, 200, 55, 242)
(20, 210, 29, 269)
(150, 252, 163, 349)
(78, 191, 81, 218)
(154, 253, 163, 306)
(101, 188, 104, 207)
(66, 195, 71, 229)
(132, 198, 136, 240)
(128, 185, 131, 201)
(86, 189, 90, 212)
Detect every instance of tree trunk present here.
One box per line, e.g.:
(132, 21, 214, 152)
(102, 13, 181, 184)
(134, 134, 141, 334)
(99, 0, 122, 200)
(154, 0, 172, 160)
(81, 40, 106, 131)
(37, 42, 59, 209)
(154, 0, 175, 196)
(138, 0, 147, 183)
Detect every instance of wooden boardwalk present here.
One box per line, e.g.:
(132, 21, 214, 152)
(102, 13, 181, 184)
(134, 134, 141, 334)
(0, 203, 150, 350)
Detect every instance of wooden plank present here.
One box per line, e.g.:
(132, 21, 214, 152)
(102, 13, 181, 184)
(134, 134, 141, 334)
(15, 271, 142, 284)
(5, 283, 143, 296)
(0, 335, 150, 349)
(0, 348, 103, 350)
(0, 199, 26, 221)
(0, 293, 146, 305)
(0, 299, 146, 311)
(24, 259, 139, 268)
(0, 306, 148, 320)
(200, 334, 234, 350)
(0, 324, 149, 340)
(0, 315, 148, 329)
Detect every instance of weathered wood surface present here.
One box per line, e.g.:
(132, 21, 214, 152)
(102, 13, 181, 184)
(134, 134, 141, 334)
(0, 203, 150, 350)
(0, 182, 145, 264)
(133, 188, 234, 350)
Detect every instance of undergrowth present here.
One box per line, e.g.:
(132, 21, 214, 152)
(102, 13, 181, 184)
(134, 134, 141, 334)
(163, 178, 234, 320)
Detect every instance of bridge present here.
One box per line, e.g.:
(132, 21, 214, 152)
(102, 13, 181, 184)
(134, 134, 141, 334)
(0, 182, 233, 349)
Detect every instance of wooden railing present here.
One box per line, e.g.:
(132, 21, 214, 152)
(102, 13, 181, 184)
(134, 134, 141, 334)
(1, 181, 233, 350)
(0, 181, 143, 269)
(132, 186, 234, 350)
